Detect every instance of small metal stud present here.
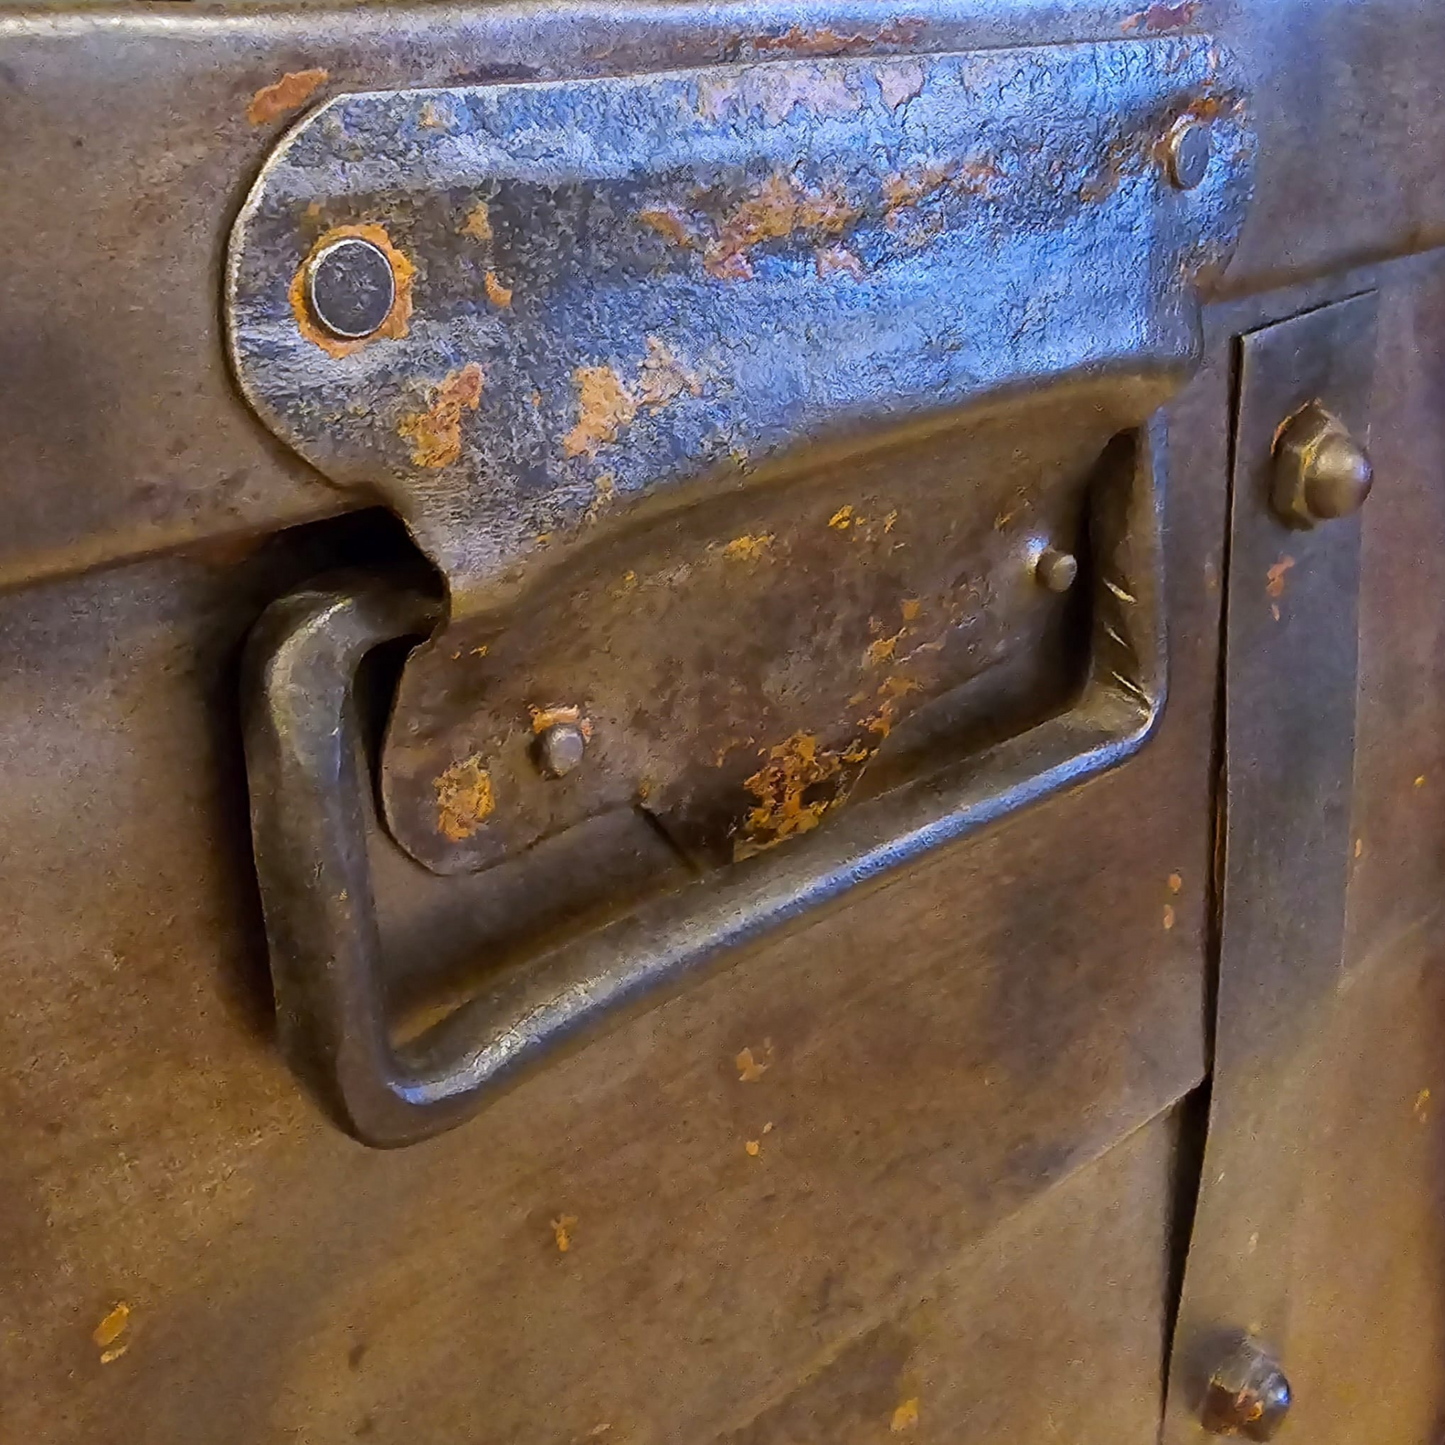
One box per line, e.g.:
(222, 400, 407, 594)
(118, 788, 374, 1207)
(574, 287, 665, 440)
(536, 722, 587, 779)
(1201, 1339, 1292, 1441)
(1167, 118, 1213, 190)
(305, 236, 397, 340)
(1272, 402, 1374, 528)
(1033, 546, 1079, 594)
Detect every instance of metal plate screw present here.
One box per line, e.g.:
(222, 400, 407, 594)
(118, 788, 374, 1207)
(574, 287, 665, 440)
(1201, 1339, 1292, 1440)
(305, 237, 397, 340)
(1167, 118, 1213, 189)
(1033, 546, 1079, 593)
(536, 722, 587, 779)
(1272, 401, 1373, 527)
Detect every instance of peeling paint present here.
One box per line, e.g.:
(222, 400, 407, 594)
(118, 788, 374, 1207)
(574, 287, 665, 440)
(1266, 555, 1295, 598)
(247, 68, 328, 126)
(564, 365, 637, 459)
(877, 60, 926, 110)
(736, 732, 847, 859)
(398, 363, 484, 468)
(815, 245, 866, 280)
(721, 533, 775, 562)
(434, 754, 495, 841)
(705, 173, 860, 281)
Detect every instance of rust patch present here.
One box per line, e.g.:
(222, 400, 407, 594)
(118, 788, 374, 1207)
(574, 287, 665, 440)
(434, 754, 495, 841)
(1415, 1088, 1432, 1123)
(749, 18, 926, 56)
(565, 365, 637, 458)
(884, 158, 1004, 226)
(247, 67, 328, 126)
(1121, 0, 1201, 33)
(288, 222, 416, 359)
(736, 1044, 772, 1081)
(816, 245, 866, 280)
(1168, 871, 1183, 894)
(398, 363, 484, 468)
(640, 204, 695, 248)
(890, 1398, 920, 1432)
(1265, 555, 1295, 598)
(94, 1303, 130, 1349)
(1163, 903, 1176, 930)
(736, 732, 849, 859)
(564, 340, 700, 458)
(462, 200, 494, 242)
(865, 630, 904, 667)
(705, 173, 860, 280)
(484, 270, 513, 307)
(529, 704, 592, 739)
(418, 99, 451, 130)
(722, 533, 774, 562)
(878, 59, 926, 110)
(901, 598, 921, 621)
(829, 505, 855, 530)
(550, 1215, 578, 1253)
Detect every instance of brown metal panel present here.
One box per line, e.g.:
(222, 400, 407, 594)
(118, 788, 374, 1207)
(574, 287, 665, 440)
(0, 302, 1230, 1437)
(714, 1108, 1186, 1445)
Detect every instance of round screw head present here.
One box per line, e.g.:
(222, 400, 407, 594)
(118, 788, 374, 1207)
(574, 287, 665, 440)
(1201, 1339, 1292, 1441)
(305, 236, 397, 340)
(1033, 546, 1079, 594)
(537, 722, 587, 779)
(1273, 402, 1373, 528)
(1167, 118, 1213, 189)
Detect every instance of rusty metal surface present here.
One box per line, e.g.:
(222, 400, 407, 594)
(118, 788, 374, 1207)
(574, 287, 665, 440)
(0, 284, 1231, 1431)
(381, 391, 1152, 876)
(1162, 291, 1375, 1443)
(245, 417, 1163, 1144)
(0, 0, 1444, 589)
(225, 38, 1251, 612)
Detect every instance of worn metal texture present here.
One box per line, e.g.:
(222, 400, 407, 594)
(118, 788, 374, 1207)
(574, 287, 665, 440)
(1162, 292, 1375, 1443)
(226, 38, 1251, 613)
(381, 388, 1147, 876)
(0, 352, 1223, 1436)
(247, 416, 1162, 1144)
(0, 0, 1443, 589)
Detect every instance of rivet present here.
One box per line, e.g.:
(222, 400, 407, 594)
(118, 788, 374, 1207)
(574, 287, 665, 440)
(1167, 119, 1213, 190)
(305, 236, 397, 340)
(536, 722, 587, 779)
(1201, 1339, 1292, 1441)
(1033, 546, 1079, 594)
(1272, 402, 1373, 528)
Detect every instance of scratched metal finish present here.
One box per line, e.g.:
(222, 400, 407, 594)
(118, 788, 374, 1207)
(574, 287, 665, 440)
(227, 39, 1254, 616)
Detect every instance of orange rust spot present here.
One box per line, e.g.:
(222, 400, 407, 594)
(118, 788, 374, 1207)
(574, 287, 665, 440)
(750, 18, 926, 56)
(529, 704, 592, 740)
(829, 505, 855, 530)
(583, 471, 617, 525)
(418, 100, 451, 129)
(883, 509, 899, 533)
(247, 67, 328, 126)
(865, 630, 904, 667)
(815, 245, 866, 280)
(884, 157, 1003, 226)
(705, 173, 860, 280)
(93, 1303, 130, 1350)
(744, 1138, 762, 1156)
(736, 732, 845, 859)
(1266, 555, 1295, 599)
(462, 199, 494, 242)
(640, 204, 696, 248)
(1416, 774, 1427, 788)
(434, 754, 495, 841)
(736, 1044, 771, 1081)
(1121, 0, 1201, 33)
(901, 598, 922, 621)
(1163, 904, 1177, 931)
(565, 365, 637, 458)
(722, 533, 774, 562)
(564, 340, 699, 458)
(1354, 838, 1363, 859)
(288, 223, 416, 359)
(1415, 1088, 1431, 1123)
(1168, 872, 1183, 894)
(398, 363, 484, 468)
(550, 1215, 578, 1253)
(891, 1398, 920, 1433)
(484, 270, 513, 307)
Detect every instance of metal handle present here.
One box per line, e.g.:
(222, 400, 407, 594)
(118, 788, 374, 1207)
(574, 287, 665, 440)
(244, 420, 1166, 1147)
